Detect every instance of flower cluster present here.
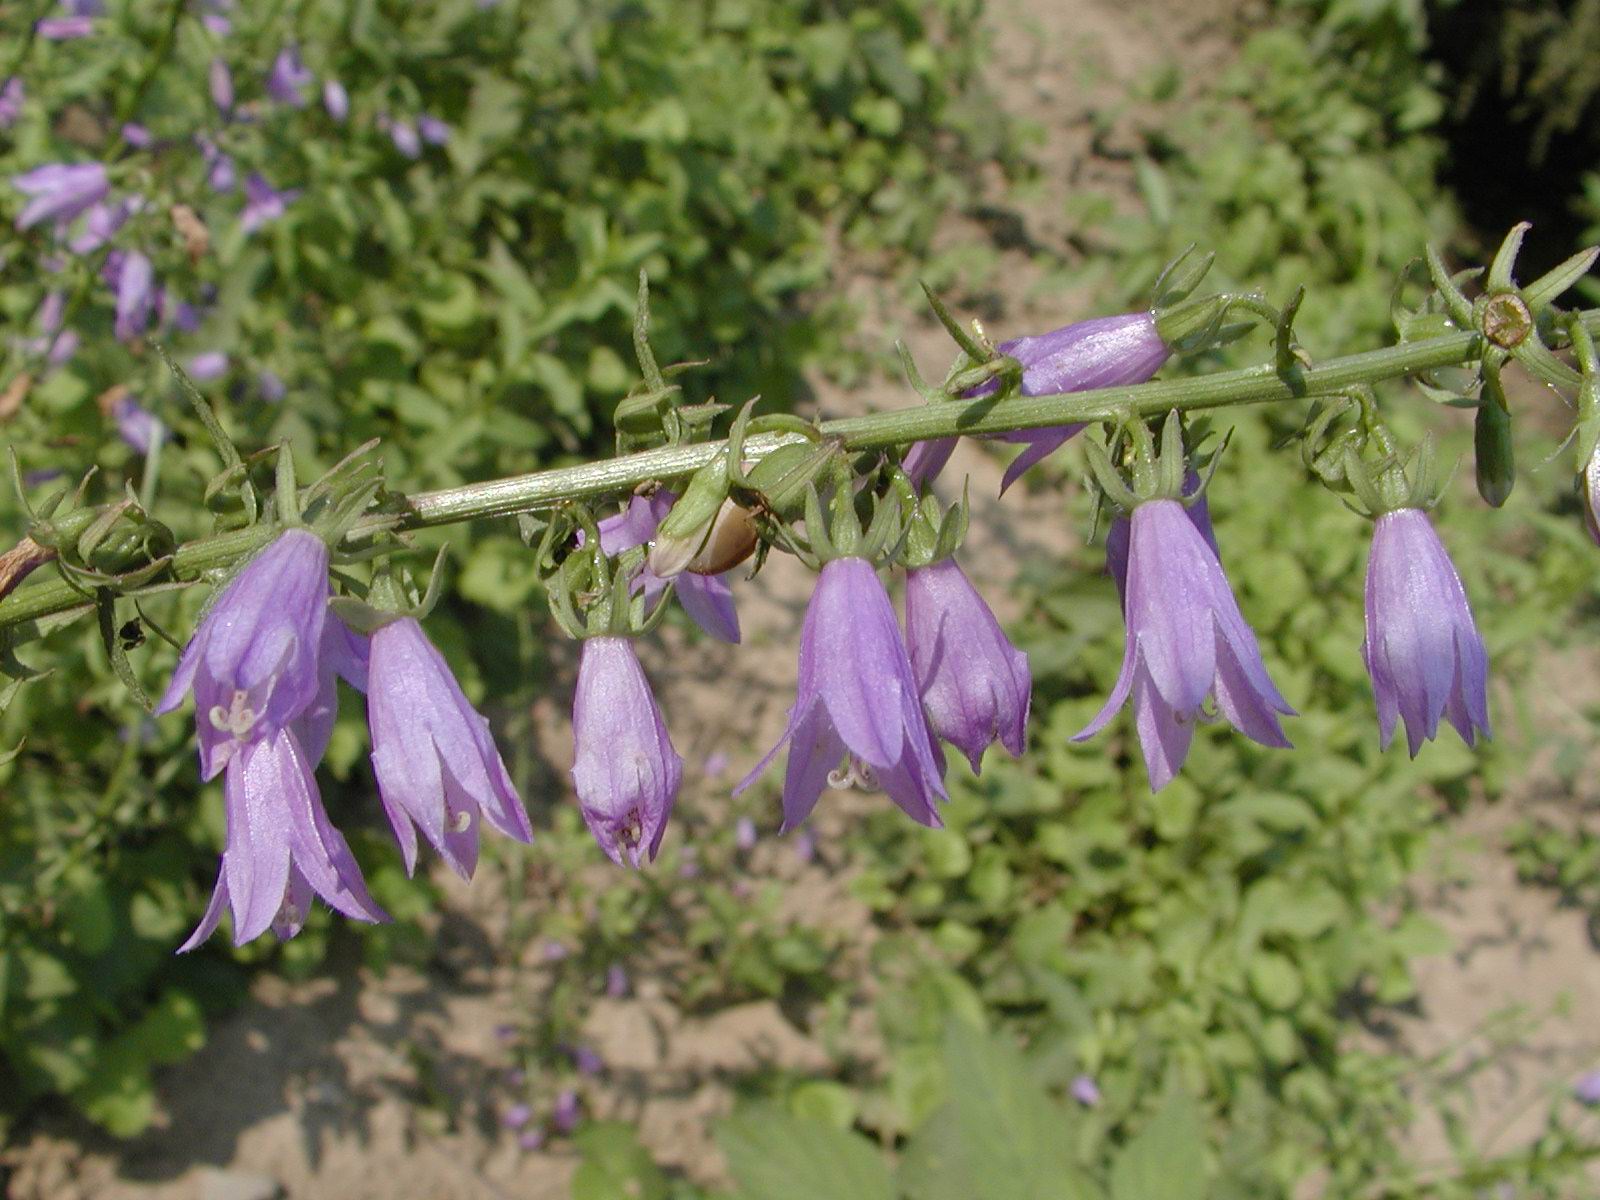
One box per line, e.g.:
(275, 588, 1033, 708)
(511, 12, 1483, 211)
(158, 529, 531, 948)
(148, 302, 1503, 949)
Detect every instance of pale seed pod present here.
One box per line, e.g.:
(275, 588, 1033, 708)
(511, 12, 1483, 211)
(681, 498, 758, 576)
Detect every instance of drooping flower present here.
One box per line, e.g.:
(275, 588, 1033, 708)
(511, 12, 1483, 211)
(1074, 498, 1294, 790)
(36, 15, 95, 39)
(0, 77, 23, 128)
(366, 616, 533, 878)
(240, 172, 299, 231)
(735, 557, 947, 828)
(111, 394, 163, 455)
(569, 636, 683, 867)
(22, 291, 79, 368)
(291, 614, 368, 767)
(187, 351, 228, 380)
(209, 58, 234, 114)
(323, 78, 349, 122)
(1575, 1071, 1600, 1106)
(385, 117, 422, 159)
(904, 556, 1031, 772)
(156, 528, 330, 779)
(13, 162, 108, 230)
(1070, 1075, 1101, 1107)
(265, 44, 312, 107)
(199, 0, 231, 37)
(121, 122, 153, 148)
(258, 369, 287, 403)
(1106, 470, 1217, 601)
(1361, 508, 1490, 755)
(112, 249, 154, 342)
(908, 312, 1171, 492)
(67, 195, 138, 254)
(597, 492, 740, 643)
(417, 114, 450, 146)
(552, 1089, 580, 1134)
(179, 727, 388, 950)
(735, 816, 757, 851)
(198, 136, 236, 193)
(569, 1044, 604, 1076)
(169, 297, 206, 332)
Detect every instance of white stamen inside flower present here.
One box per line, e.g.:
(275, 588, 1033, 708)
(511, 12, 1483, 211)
(451, 809, 473, 833)
(208, 689, 258, 738)
(827, 759, 878, 791)
(274, 900, 302, 934)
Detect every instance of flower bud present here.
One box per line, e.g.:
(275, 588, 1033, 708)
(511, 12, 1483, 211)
(647, 458, 730, 578)
(1473, 397, 1515, 508)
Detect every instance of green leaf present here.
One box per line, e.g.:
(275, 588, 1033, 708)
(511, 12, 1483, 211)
(1109, 1085, 1208, 1200)
(127, 988, 206, 1066)
(936, 1021, 1096, 1200)
(74, 1040, 156, 1137)
(1247, 952, 1304, 1011)
(572, 1121, 669, 1200)
(718, 1105, 893, 1200)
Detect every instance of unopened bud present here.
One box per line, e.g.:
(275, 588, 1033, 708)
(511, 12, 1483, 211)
(742, 440, 841, 519)
(1473, 398, 1515, 508)
(648, 457, 730, 577)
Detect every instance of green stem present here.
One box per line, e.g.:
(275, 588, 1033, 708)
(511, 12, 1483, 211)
(3, 312, 1598, 635)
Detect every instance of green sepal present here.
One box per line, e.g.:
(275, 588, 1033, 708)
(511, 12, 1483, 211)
(1486, 221, 1530, 293)
(920, 281, 993, 364)
(633, 270, 667, 394)
(274, 442, 300, 526)
(1158, 411, 1185, 502)
(1150, 243, 1214, 309)
(859, 471, 914, 563)
(1523, 245, 1599, 314)
(827, 474, 863, 558)
(945, 355, 1019, 398)
(1424, 243, 1476, 328)
(802, 484, 834, 563)
(896, 340, 941, 404)
(1339, 445, 1385, 517)
(1081, 434, 1139, 512)
(613, 386, 679, 438)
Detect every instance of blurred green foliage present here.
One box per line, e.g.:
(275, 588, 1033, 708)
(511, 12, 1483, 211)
(0, 0, 1011, 1137)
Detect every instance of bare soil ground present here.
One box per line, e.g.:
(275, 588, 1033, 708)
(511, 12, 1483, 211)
(7, 1, 1598, 1197)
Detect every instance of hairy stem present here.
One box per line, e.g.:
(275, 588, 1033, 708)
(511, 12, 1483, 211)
(3, 312, 1597, 635)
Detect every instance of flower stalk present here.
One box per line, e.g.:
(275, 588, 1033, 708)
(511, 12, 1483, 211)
(4, 310, 1600, 636)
